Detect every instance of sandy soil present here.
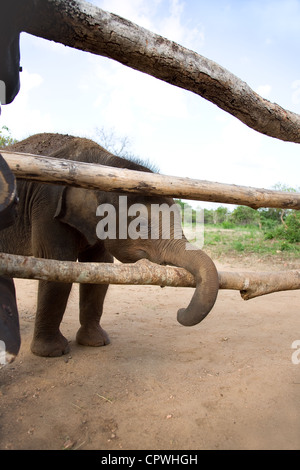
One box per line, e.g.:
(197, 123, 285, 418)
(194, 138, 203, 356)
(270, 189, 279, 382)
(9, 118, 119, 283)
(0, 255, 300, 450)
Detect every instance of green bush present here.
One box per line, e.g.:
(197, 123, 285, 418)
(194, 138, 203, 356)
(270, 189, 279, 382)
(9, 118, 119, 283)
(0, 126, 17, 147)
(264, 225, 284, 240)
(279, 241, 293, 251)
(221, 221, 235, 229)
(229, 206, 260, 226)
(233, 241, 245, 252)
(284, 212, 300, 242)
(263, 211, 300, 243)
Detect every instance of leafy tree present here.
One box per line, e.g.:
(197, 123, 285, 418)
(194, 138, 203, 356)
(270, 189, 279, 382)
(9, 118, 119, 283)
(258, 207, 283, 227)
(264, 183, 299, 227)
(284, 211, 300, 242)
(265, 211, 300, 243)
(273, 182, 298, 193)
(262, 183, 300, 242)
(229, 205, 260, 226)
(204, 208, 214, 224)
(213, 206, 229, 224)
(175, 199, 200, 225)
(0, 126, 17, 147)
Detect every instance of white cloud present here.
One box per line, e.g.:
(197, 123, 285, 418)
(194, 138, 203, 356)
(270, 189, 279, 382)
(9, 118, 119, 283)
(1, 69, 54, 140)
(195, 114, 278, 189)
(22, 32, 71, 55)
(21, 69, 43, 93)
(90, 60, 189, 139)
(159, 0, 204, 48)
(160, 0, 185, 41)
(83, 0, 201, 140)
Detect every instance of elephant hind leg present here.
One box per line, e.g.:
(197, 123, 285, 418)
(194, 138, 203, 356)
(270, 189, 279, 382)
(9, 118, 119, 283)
(76, 245, 113, 348)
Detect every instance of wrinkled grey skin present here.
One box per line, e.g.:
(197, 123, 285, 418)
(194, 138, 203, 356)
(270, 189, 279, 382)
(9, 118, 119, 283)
(0, 133, 219, 357)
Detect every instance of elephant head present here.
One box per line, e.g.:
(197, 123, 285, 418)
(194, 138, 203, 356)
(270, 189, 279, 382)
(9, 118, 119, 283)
(55, 188, 219, 327)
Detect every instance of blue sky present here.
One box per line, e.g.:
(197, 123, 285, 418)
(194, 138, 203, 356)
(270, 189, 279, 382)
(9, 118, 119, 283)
(1, 0, 300, 208)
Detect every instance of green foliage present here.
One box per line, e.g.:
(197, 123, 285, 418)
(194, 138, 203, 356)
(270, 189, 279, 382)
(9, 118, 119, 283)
(265, 211, 300, 243)
(229, 205, 260, 226)
(184, 183, 300, 257)
(214, 206, 230, 224)
(258, 207, 284, 230)
(204, 206, 231, 225)
(204, 208, 214, 224)
(233, 241, 245, 252)
(175, 199, 200, 225)
(175, 199, 186, 211)
(221, 221, 235, 229)
(273, 182, 298, 193)
(0, 126, 17, 147)
(285, 212, 300, 242)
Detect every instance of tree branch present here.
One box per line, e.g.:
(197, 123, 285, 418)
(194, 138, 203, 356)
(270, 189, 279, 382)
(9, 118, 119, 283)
(0, 253, 299, 301)
(17, 0, 300, 143)
(2, 150, 300, 209)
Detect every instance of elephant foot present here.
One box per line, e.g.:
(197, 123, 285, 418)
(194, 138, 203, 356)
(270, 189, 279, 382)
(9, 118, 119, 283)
(30, 331, 70, 357)
(76, 325, 110, 347)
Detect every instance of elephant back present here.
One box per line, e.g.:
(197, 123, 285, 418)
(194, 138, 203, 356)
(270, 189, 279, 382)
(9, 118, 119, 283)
(4, 133, 76, 156)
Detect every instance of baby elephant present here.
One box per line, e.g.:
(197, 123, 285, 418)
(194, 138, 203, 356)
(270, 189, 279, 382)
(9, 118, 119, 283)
(0, 133, 219, 357)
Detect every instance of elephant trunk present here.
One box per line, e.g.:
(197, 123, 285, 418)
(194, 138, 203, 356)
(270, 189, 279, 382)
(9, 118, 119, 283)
(160, 239, 219, 326)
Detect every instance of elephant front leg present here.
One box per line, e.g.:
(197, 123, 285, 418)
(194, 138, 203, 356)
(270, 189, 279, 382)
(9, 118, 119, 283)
(31, 280, 72, 357)
(76, 283, 110, 347)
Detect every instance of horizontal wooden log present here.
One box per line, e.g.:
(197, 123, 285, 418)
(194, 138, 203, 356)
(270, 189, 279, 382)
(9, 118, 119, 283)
(2, 150, 300, 210)
(18, 0, 300, 143)
(0, 252, 299, 300)
(219, 270, 300, 300)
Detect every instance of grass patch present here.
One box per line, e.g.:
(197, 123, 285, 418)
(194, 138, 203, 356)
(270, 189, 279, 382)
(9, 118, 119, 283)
(184, 223, 300, 262)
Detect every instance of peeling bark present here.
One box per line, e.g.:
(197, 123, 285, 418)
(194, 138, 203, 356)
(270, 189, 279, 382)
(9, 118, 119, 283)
(2, 150, 300, 209)
(0, 253, 299, 301)
(15, 0, 300, 143)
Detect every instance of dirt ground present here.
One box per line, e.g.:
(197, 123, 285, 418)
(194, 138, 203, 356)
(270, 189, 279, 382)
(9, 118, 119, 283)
(0, 255, 300, 450)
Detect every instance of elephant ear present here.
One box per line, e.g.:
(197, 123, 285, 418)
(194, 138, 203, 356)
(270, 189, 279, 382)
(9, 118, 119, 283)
(54, 186, 99, 247)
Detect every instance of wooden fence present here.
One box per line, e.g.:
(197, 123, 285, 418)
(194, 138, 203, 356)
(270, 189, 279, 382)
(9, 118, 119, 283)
(1, 0, 300, 301)
(0, 150, 300, 300)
